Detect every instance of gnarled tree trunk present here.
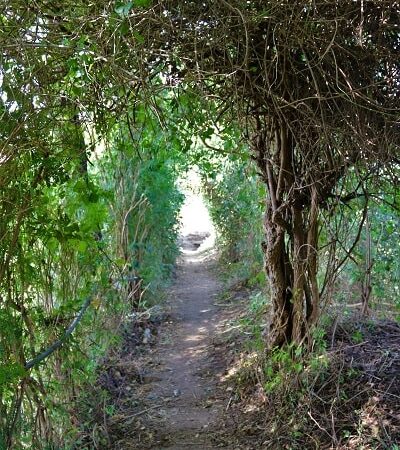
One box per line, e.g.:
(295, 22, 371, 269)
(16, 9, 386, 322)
(254, 119, 320, 347)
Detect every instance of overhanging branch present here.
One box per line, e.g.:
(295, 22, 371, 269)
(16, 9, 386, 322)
(24, 296, 93, 370)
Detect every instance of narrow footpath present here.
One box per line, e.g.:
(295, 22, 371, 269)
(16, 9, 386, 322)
(135, 233, 225, 449)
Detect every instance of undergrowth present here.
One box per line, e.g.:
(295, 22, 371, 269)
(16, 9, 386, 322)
(222, 293, 400, 449)
(0, 103, 185, 449)
(205, 150, 400, 449)
(200, 157, 265, 287)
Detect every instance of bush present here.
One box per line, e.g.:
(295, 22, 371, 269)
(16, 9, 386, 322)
(0, 107, 184, 448)
(201, 157, 265, 284)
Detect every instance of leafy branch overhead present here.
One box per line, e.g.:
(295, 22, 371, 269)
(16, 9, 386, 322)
(120, 0, 399, 344)
(0, 1, 399, 448)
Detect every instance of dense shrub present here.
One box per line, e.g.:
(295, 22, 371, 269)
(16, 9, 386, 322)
(201, 157, 265, 284)
(0, 110, 184, 448)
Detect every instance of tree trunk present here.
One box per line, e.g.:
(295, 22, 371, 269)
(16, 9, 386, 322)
(262, 203, 293, 347)
(254, 120, 320, 347)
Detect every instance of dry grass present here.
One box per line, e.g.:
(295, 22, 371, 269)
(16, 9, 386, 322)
(216, 311, 400, 449)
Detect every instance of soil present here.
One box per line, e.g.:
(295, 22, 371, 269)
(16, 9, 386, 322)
(99, 232, 229, 449)
(138, 233, 224, 449)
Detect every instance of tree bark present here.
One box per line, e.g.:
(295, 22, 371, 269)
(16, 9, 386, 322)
(255, 120, 320, 347)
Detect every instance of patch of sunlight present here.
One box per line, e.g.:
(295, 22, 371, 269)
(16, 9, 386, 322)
(184, 333, 203, 342)
(221, 351, 259, 382)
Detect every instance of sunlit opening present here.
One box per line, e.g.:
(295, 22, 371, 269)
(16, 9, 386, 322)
(178, 167, 216, 255)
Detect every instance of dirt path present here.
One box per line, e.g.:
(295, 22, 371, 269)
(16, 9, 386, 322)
(135, 233, 225, 449)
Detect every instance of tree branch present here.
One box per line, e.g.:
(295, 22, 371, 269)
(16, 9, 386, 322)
(24, 296, 93, 370)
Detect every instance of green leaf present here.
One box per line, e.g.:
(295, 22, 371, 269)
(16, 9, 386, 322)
(119, 20, 130, 36)
(47, 236, 59, 252)
(202, 127, 214, 140)
(133, 31, 145, 44)
(0, 363, 25, 386)
(135, 0, 151, 6)
(115, 1, 133, 17)
(68, 239, 88, 253)
(115, 257, 126, 267)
